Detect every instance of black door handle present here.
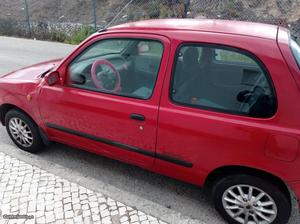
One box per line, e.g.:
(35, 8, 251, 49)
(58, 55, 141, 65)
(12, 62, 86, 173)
(130, 113, 145, 121)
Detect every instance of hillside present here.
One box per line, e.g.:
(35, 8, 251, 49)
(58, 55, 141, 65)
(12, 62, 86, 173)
(0, 0, 299, 25)
(0, 0, 299, 41)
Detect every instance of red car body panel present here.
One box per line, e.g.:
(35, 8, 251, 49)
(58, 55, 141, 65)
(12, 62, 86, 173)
(154, 30, 300, 185)
(0, 59, 62, 127)
(1, 59, 60, 80)
(0, 19, 300, 209)
(111, 19, 278, 40)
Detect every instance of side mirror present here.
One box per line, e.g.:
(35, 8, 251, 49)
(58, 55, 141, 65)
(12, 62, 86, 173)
(70, 73, 86, 85)
(45, 71, 60, 86)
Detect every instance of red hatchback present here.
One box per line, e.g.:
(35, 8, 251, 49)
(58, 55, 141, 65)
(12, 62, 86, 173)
(1, 19, 300, 223)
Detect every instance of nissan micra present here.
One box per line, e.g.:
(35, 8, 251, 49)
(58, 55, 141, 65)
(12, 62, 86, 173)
(0, 19, 300, 224)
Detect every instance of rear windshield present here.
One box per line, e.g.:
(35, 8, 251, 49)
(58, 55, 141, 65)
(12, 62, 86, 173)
(291, 39, 300, 69)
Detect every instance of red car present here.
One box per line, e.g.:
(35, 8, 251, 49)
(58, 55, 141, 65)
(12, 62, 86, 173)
(1, 19, 300, 223)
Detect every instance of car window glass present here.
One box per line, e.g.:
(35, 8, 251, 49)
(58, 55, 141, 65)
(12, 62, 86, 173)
(75, 40, 130, 62)
(215, 49, 256, 65)
(137, 41, 164, 56)
(291, 39, 300, 69)
(68, 38, 163, 100)
(171, 45, 276, 118)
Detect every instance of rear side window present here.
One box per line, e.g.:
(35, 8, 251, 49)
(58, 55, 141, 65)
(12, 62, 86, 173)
(291, 39, 300, 69)
(171, 44, 276, 118)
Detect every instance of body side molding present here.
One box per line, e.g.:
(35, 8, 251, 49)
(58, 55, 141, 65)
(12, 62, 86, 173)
(46, 123, 193, 168)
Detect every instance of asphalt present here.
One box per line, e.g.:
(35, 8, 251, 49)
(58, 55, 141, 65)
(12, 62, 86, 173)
(0, 36, 299, 224)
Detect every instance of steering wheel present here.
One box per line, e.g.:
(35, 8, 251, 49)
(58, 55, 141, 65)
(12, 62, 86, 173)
(91, 59, 121, 93)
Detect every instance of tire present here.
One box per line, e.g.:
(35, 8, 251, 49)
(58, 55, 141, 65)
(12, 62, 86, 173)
(5, 109, 45, 153)
(211, 174, 291, 224)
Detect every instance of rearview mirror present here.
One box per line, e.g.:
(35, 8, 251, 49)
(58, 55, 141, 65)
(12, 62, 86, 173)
(45, 71, 60, 86)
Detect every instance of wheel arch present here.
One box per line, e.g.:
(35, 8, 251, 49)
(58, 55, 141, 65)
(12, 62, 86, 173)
(0, 103, 49, 146)
(204, 165, 291, 202)
(0, 103, 35, 126)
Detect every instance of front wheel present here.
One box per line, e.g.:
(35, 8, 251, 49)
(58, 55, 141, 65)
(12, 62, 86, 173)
(212, 175, 291, 224)
(5, 109, 45, 153)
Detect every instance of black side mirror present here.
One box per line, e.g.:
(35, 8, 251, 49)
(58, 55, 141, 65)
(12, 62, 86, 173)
(70, 73, 86, 85)
(45, 71, 60, 86)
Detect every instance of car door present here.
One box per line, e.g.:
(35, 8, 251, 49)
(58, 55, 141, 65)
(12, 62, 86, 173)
(38, 33, 170, 168)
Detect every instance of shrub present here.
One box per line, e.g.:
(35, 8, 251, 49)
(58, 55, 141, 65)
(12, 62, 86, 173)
(64, 25, 95, 45)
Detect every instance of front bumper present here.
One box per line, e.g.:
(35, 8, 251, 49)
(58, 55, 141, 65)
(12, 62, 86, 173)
(289, 181, 300, 212)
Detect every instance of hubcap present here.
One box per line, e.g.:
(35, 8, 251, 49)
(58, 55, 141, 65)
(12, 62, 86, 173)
(8, 117, 33, 148)
(222, 184, 277, 224)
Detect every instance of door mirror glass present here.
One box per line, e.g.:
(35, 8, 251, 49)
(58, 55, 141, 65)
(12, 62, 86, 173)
(45, 71, 60, 86)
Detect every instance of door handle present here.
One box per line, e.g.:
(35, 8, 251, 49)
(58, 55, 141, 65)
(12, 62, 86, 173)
(130, 113, 145, 121)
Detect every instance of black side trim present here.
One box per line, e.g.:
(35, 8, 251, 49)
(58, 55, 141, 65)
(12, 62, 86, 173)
(46, 123, 193, 168)
(155, 153, 193, 168)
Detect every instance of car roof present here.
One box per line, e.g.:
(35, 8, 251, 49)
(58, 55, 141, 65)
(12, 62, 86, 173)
(108, 19, 279, 40)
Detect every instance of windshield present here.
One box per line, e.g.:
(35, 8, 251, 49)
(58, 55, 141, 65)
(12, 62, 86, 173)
(291, 39, 300, 69)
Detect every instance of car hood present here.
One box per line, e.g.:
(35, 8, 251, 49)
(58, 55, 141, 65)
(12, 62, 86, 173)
(1, 59, 62, 81)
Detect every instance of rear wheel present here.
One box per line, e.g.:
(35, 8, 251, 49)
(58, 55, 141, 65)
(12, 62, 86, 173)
(211, 175, 291, 224)
(5, 109, 45, 153)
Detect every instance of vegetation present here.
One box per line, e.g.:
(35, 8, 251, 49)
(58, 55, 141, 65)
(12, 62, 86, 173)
(0, 19, 94, 45)
(64, 26, 95, 44)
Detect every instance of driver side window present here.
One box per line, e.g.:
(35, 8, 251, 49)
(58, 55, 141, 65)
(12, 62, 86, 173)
(67, 38, 164, 100)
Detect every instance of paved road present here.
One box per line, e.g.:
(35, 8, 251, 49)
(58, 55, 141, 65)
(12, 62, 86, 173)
(0, 152, 169, 224)
(0, 36, 299, 224)
(0, 37, 75, 75)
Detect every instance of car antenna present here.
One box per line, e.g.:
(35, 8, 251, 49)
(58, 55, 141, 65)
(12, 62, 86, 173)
(97, 28, 107, 33)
